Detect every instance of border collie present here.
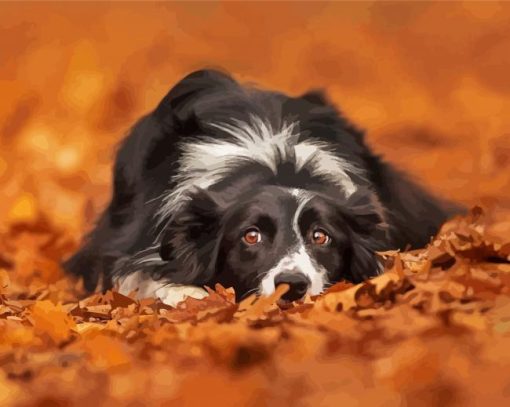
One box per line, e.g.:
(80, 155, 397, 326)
(64, 69, 459, 305)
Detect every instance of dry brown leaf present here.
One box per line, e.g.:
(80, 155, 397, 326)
(28, 300, 75, 345)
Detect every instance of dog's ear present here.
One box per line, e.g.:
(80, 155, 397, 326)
(159, 188, 219, 260)
(346, 234, 384, 283)
(343, 188, 389, 236)
(142, 69, 239, 170)
(299, 89, 330, 106)
(155, 69, 238, 126)
(158, 188, 223, 285)
(332, 189, 390, 283)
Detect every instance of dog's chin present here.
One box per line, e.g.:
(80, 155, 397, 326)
(252, 287, 301, 308)
(276, 297, 308, 309)
(276, 298, 295, 309)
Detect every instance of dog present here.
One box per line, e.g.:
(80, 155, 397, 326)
(64, 69, 460, 305)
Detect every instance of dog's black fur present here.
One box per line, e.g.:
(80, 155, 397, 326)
(64, 69, 460, 300)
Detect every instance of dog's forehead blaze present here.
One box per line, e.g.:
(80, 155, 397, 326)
(224, 186, 299, 225)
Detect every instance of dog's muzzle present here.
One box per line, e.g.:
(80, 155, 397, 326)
(274, 271, 311, 301)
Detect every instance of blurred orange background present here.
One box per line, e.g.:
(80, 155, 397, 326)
(1, 1, 509, 240)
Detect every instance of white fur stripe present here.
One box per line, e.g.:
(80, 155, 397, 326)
(155, 115, 361, 230)
(260, 190, 328, 298)
(259, 245, 328, 297)
(291, 188, 313, 243)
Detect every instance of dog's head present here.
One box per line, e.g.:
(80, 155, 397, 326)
(159, 182, 388, 301)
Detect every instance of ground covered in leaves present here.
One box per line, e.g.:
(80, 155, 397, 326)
(1, 208, 510, 406)
(3, 3, 510, 405)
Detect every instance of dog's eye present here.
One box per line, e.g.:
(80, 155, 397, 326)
(243, 227, 262, 245)
(310, 228, 331, 246)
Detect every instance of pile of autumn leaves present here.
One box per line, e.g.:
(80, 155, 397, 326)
(1, 208, 510, 406)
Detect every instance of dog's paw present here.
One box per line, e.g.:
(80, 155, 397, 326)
(115, 272, 208, 306)
(155, 284, 209, 307)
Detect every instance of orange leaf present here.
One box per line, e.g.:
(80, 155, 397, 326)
(31, 300, 76, 343)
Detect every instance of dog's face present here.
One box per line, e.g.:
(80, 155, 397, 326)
(161, 184, 386, 301)
(216, 186, 349, 300)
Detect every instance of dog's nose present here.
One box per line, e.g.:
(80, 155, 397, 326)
(274, 272, 311, 301)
